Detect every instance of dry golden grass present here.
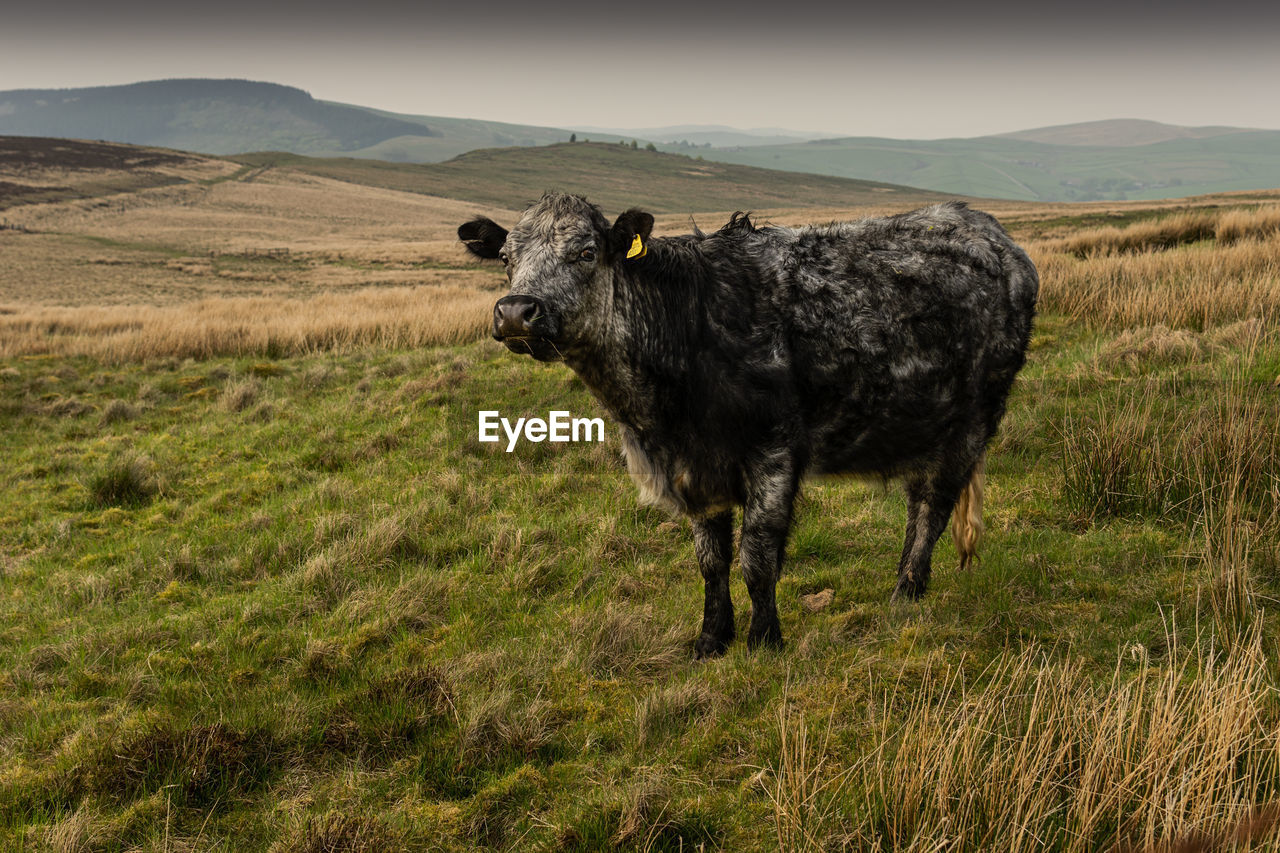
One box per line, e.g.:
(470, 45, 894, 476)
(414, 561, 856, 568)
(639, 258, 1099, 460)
(1095, 319, 1263, 370)
(763, 624, 1280, 853)
(1216, 205, 1280, 245)
(1026, 204, 1280, 330)
(1032, 235, 1280, 329)
(0, 285, 493, 361)
(1043, 205, 1280, 258)
(845, 627, 1280, 853)
(0, 231, 503, 306)
(4, 154, 1279, 360)
(6, 168, 512, 253)
(1047, 210, 1220, 257)
(1097, 325, 1208, 369)
(760, 695, 852, 852)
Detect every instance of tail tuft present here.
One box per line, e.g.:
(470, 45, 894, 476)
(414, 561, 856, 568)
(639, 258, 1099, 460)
(952, 455, 985, 571)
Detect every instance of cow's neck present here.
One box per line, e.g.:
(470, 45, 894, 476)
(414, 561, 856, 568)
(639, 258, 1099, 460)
(567, 256, 702, 437)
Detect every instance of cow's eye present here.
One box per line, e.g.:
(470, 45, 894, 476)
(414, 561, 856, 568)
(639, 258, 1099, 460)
(578, 248, 596, 263)
(498, 252, 510, 265)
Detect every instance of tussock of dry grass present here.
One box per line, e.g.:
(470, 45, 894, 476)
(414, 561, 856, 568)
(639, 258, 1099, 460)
(1031, 205, 1280, 329)
(1048, 210, 1220, 257)
(1061, 375, 1277, 525)
(98, 398, 139, 424)
(43, 804, 103, 853)
(220, 377, 261, 413)
(1093, 318, 1263, 370)
(573, 603, 688, 679)
(1042, 205, 1280, 258)
(761, 626, 1280, 853)
(0, 285, 492, 361)
(295, 513, 427, 611)
(1212, 204, 1280, 245)
(459, 690, 559, 766)
(1097, 325, 1207, 369)
(635, 680, 716, 751)
(85, 450, 161, 508)
(614, 771, 681, 848)
(267, 811, 402, 853)
(847, 629, 1280, 853)
(1206, 316, 1265, 348)
(760, 697, 851, 852)
(1033, 236, 1280, 329)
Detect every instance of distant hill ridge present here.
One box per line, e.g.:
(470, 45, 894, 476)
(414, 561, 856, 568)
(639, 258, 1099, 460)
(0, 79, 435, 155)
(4, 78, 1279, 202)
(700, 123, 1280, 202)
(991, 118, 1262, 147)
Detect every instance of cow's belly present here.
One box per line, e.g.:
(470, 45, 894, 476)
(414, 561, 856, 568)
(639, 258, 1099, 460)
(801, 356, 978, 477)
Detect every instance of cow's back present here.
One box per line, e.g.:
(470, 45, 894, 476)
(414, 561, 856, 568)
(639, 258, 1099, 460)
(771, 202, 1038, 476)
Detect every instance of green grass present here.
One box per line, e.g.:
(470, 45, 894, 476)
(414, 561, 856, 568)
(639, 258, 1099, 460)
(232, 143, 948, 214)
(1, 318, 1277, 850)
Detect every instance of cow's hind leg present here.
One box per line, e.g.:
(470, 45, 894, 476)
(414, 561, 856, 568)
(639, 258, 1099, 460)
(741, 459, 799, 650)
(892, 460, 976, 600)
(693, 511, 735, 659)
(895, 479, 924, 585)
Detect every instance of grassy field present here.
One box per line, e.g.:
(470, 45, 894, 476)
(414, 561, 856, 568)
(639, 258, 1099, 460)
(2, 144, 1280, 850)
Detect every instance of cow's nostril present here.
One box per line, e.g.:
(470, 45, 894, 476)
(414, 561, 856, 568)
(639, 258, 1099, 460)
(493, 295, 544, 338)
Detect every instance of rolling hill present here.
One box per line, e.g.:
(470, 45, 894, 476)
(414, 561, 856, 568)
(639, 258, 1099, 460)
(1, 135, 949, 225)
(0, 136, 235, 210)
(333, 109, 650, 162)
(695, 123, 1280, 202)
(991, 118, 1262, 147)
(0, 79, 436, 156)
(5, 77, 1278, 202)
(575, 123, 829, 148)
(0, 79, 631, 163)
(231, 142, 951, 213)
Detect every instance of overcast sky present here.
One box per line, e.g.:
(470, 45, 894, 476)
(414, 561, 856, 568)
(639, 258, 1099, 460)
(3, 0, 1278, 138)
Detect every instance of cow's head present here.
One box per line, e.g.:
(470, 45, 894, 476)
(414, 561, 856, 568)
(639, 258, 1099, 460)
(458, 193, 653, 362)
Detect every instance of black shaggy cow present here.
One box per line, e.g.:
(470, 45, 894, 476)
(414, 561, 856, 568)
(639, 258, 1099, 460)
(459, 193, 1037, 656)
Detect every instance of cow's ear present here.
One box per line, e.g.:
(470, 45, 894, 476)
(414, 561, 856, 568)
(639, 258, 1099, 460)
(609, 209, 654, 260)
(458, 217, 508, 259)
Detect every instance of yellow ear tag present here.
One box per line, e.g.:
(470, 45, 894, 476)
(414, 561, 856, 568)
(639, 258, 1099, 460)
(626, 234, 647, 259)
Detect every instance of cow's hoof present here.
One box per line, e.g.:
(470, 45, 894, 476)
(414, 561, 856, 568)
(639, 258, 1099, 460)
(694, 633, 731, 659)
(892, 574, 927, 601)
(746, 621, 783, 652)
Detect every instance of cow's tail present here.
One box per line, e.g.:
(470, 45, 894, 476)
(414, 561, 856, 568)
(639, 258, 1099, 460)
(952, 454, 985, 571)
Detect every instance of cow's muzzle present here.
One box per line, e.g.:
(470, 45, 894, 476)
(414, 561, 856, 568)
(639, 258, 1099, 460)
(492, 295, 563, 361)
(493, 295, 542, 338)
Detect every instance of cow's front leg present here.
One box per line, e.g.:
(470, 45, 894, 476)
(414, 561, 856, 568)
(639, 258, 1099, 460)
(741, 459, 799, 650)
(693, 511, 735, 659)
